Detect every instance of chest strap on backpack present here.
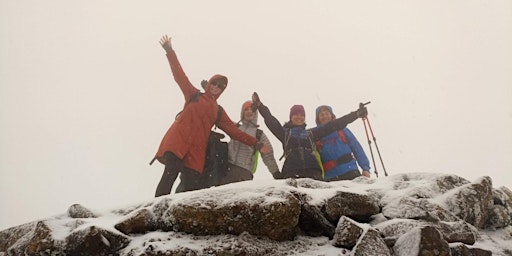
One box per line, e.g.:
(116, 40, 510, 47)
(322, 153, 354, 171)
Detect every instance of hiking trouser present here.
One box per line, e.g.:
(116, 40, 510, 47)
(217, 163, 254, 186)
(155, 152, 182, 197)
(326, 170, 361, 182)
(282, 168, 323, 181)
(175, 168, 205, 193)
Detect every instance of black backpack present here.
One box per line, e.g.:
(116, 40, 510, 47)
(201, 106, 229, 188)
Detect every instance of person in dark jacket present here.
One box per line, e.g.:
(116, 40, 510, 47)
(315, 105, 371, 181)
(251, 92, 368, 180)
(152, 35, 270, 196)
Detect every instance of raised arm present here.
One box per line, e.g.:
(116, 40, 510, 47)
(310, 105, 368, 140)
(252, 92, 285, 142)
(159, 35, 197, 101)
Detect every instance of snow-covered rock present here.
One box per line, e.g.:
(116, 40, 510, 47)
(1, 173, 511, 255)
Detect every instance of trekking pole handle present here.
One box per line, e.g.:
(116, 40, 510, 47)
(359, 101, 371, 108)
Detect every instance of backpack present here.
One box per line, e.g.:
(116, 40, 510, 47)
(201, 106, 229, 188)
(315, 130, 348, 151)
(279, 128, 325, 179)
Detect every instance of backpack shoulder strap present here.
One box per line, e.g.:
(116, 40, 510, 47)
(175, 90, 202, 120)
(256, 129, 263, 141)
(279, 129, 292, 160)
(214, 105, 224, 128)
(338, 130, 348, 144)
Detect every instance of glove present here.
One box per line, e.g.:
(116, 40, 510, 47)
(356, 103, 368, 118)
(252, 92, 262, 112)
(272, 171, 284, 179)
(201, 80, 208, 89)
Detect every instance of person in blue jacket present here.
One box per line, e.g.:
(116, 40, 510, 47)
(251, 93, 368, 180)
(315, 105, 371, 181)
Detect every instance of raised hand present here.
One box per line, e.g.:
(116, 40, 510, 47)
(357, 102, 368, 118)
(252, 92, 261, 112)
(159, 35, 173, 53)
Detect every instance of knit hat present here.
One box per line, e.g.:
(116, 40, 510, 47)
(289, 105, 305, 120)
(315, 105, 335, 125)
(242, 101, 253, 112)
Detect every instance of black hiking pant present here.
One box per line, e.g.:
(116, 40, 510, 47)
(326, 170, 361, 182)
(155, 152, 181, 197)
(155, 151, 207, 197)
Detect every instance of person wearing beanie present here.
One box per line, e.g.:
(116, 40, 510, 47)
(315, 105, 371, 181)
(217, 101, 281, 185)
(251, 92, 368, 180)
(151, 35, 270, 196)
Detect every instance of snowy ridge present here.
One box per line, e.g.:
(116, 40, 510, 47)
(1, 173, 511, 255)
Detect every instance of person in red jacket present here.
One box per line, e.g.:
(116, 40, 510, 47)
(153, 35, 269, 196)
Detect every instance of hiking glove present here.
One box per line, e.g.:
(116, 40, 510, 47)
(201, 80, 208, 89)
(252, 92, 261, 111)
(356, 105, 368, 118)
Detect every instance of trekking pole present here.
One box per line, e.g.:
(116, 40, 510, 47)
(361, 104, 379, 178)
(364, 115, 388, 176)
(360, 101, 388, 177)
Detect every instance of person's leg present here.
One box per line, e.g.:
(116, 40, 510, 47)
(218, 164, 254, 185)
(327, 170, 361, 182)
(155, 152, 182, 197)
(177, 168, 204, 193)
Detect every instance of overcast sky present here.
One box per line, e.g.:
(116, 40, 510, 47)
(1, 0, 511, 230)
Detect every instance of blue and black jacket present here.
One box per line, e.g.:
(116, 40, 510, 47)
(315, 127, 370, 181)
(256, 104, 358, 180)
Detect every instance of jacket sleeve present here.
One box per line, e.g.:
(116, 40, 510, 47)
(344, 128, 371, 171)
(165, 50, 199, 102)
(217, 110, 258, 146)
(257, 104, 285, 142)
(258, 132, 280, 174)
(311, 111, 358, 140)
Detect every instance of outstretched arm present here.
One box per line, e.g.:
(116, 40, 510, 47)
(217, 109, 271, 153)
(311, 105, 368, 140)
(252, 92, 285, 142)
(159, 35, 197, 101)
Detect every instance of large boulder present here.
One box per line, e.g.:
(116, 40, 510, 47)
(2, 221, 64, 255)
(332, 216, 364, 249)
(115, 208, 156, 235)
(382, 197, 459, 222)
(65, 225, 130, 255)
(323, 191, 380, 223)
(444, 176, 494, 228)
(352, 228, 391, 256)
(67, 203, 97, 219)
(393, 226, 450, 256)
(161, 188, 302, 241)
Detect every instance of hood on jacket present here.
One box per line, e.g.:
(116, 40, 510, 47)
(205, 74, 228, 100)
(240, 100, 259, 126)
(315, 105, 335, 125)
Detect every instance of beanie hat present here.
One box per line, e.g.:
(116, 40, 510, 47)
(315, 105, 335, 125)
(242, 101, 253, 112)
(289, 105, 305, 120)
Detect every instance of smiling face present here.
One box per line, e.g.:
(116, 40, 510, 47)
(209, 80, 226, 96)
(243, 107, 255, 121)
(290, 113, 305, 126)
(317, 109, 334, 125)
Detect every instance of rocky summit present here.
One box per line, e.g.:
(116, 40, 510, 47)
(1, 173, 511, 255)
